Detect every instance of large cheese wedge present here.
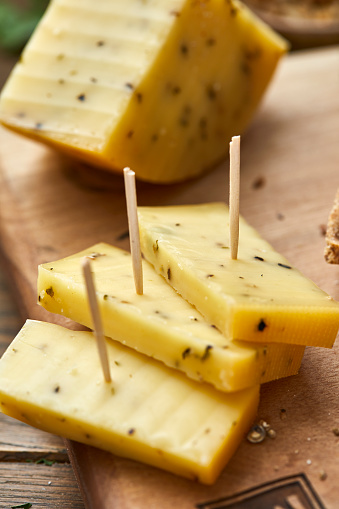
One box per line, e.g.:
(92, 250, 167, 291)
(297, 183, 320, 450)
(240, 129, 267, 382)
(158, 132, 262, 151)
(0, 320, 259, 484)
(0, 0, 288, 183)
(37, 243, 305, 393)
(138, 203, 339, 347)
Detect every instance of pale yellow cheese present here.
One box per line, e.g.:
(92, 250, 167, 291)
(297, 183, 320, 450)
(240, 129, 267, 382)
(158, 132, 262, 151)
(138, 203, 339, 347)
(37, 242, 305, 392)
(0, 0, 287, 183)
(0, 320, 259, 484)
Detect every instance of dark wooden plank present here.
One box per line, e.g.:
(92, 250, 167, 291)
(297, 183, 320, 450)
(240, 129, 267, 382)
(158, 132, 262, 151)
(0, 462, 85, 508)
(0, 269, 24, 356)
(0, 211, 84, 509)
(0, 413, 67, 462)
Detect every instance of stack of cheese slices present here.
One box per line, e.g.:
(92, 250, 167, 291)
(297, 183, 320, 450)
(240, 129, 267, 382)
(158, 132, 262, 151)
(0, 0, 338, 487)
(0, 203, 338, 484)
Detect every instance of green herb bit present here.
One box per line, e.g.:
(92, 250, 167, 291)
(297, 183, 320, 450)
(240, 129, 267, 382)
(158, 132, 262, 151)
(35, 457, 55, 466)
(11, 503, 33, 509)
(0, 0, 49, 54)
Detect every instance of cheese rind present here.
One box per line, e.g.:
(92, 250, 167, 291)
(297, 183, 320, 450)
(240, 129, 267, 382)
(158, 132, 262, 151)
(0, 0, 288, 183)
(0, 320, 259, 484)
(138, 203, 339, 347)
(37, 243, 305, 392)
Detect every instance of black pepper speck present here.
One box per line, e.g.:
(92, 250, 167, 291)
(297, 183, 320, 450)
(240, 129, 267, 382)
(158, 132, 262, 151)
(182, 347, 191, 359)
(201, 345, 213, 361)
(278, 263, 292, 269)
(258, 319, 267, 332)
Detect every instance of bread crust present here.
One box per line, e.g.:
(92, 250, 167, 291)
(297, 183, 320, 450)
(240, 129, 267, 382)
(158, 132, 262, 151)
(325, 188, 339, 264)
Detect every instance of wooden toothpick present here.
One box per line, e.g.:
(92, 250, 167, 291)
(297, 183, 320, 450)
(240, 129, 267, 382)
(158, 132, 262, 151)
(123, 167, 143, 295)
(82, 257, 112, 383)
(229, 135, 240, 260)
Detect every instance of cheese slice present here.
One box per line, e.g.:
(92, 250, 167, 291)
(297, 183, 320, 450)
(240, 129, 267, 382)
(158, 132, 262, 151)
(0, 320, 259, 484)
(37, 243, 305, 392)
(138, 203, 339, 347)
(0, 0, 287, 183)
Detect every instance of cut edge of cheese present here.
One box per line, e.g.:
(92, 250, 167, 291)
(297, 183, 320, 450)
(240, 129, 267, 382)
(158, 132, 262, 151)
(0, 320, 259, 484)
(37, 242, 305, 393)
(137, 202, 339, 348)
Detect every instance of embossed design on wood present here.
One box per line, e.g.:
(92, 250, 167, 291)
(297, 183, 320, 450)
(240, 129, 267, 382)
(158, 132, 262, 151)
(197, 474, 326, 509)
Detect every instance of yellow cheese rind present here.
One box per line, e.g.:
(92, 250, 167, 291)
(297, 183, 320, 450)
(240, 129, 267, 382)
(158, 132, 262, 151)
(37, 243, 305, 392)
(138, 203, 339, 347)
(0, 320, 259, 484)
(0, 0, 287, 183)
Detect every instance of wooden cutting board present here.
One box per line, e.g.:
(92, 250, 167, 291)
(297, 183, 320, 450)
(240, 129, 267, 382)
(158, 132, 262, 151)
(0, 46, 338, 509)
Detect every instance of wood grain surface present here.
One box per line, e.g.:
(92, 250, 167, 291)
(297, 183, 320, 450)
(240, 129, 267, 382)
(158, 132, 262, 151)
(0, 46, 338, 508)
(0, 267, 84, 507)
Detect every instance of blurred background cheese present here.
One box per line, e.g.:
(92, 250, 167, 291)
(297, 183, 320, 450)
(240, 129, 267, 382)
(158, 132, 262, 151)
(0, 0, 288, 183)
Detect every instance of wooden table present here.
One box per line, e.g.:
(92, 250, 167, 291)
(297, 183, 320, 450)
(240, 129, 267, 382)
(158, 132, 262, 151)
(0, 48, 85, 509)
(0, 44, 339, 508)
(0, 283, 85, 507)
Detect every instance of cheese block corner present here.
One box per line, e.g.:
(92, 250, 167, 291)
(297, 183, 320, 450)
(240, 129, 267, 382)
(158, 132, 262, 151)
(0, 0, 288, 183)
